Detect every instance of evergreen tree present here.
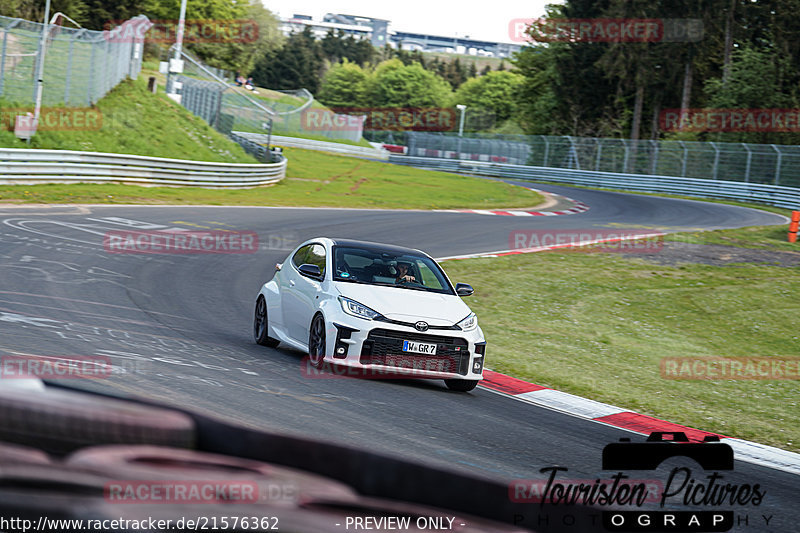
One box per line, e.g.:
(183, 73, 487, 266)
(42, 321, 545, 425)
(251, 26, 324, 92)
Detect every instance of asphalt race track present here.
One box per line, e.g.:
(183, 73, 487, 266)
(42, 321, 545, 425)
(0, 184, 795, 531)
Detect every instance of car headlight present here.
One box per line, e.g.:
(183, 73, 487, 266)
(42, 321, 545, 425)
(339, 296, 382, 320)
(456, 312, 477, 331)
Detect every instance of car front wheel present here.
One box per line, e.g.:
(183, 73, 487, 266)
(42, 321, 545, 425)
(254, 296, 279, 348)
(444, 379, 479, 392)
(308, 314, 326, 369)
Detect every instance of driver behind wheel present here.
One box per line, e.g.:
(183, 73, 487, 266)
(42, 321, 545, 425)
(394, 262, 417, 284)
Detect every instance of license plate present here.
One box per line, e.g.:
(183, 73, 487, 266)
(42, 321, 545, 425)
(402, 340, 437, 355)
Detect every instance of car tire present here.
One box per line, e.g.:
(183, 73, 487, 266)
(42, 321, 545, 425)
(308, 313, 326, 369)
(444, 379, 479, 392)
(254, 296, 279, 348)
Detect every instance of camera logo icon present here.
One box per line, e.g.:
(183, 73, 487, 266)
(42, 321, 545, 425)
(603, 431, 734, 471)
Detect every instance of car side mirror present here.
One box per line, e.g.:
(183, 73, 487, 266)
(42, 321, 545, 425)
(298, 263, 323, 280)
(455, 283, 474, 297)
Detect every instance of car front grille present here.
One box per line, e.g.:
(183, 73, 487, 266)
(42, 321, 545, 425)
(360, 328, 470, 376)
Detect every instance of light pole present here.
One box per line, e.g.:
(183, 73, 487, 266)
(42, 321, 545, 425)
(167, 0, 187, 96)
(29, 0, 51, 143)
(174, 0, 187, 60)
(456, 104, 467, 160)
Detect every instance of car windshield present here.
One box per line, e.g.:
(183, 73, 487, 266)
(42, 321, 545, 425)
(332, 245, 454, 294)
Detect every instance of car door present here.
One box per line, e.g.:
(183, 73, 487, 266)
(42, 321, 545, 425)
(280, 244, 309, 342)
(283, 243, 326, 343)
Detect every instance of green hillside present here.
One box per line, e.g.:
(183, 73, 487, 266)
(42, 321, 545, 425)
(0, 76, 257, 163)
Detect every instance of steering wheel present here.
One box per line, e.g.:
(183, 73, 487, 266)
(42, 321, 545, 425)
(337, 264, 352, 279)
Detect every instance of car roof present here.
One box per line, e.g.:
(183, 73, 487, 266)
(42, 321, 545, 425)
(328, 238, 426, 257)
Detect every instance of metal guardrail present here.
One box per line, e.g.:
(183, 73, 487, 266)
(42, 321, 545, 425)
(236, 132, 389, 160)
(0, 148, 287, 188)
(389, 155, 800, 209)
(228, 133, 273, 163)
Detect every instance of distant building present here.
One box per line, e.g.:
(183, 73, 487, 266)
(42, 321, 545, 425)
(322, 14, 390, 48)
(280, 13, 521, 58)
(282, 15, 372, 41)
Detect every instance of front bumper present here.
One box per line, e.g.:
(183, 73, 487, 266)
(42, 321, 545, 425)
(325, 318, 486, 381)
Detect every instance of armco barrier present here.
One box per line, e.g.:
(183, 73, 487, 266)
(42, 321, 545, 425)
(389, 155, 800, 209)
(0, 148, 286, 188)
(236, 132, 389, 160)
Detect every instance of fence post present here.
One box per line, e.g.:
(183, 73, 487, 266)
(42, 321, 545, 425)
(32, 24, 43, 102)
(710, 142, 720, 180)
(87, 42, 95, 104)
(772, 144, 782, 185)
(102, 38, 110, 97)
(622, 139, 630, 173)
(595, 138, 602, 171)
(679, 141, 687, 176)
(742, 143, 751, 182)
(64, 32, 77, 104)
(542, 135, 550, 167)
(650, 139, 659, 175)
(0, 27, 9, 97)
(566, 136, 580, 170)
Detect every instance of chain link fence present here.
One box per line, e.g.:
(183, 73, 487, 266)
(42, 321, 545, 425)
(169, 48, 279, 161)
(0, 15, 149, 106)
(170, 48, 275, 140)
(404, 132, 800, 188)
(267, 89, 364, 143)
(405, 132, 532, 165)
(169, 47, 363, 143)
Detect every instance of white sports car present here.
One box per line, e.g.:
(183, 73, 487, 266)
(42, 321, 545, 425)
(253, 238, 486, 391)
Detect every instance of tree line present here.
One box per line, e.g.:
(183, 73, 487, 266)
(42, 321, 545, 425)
(250, 27, 510, 96)
(4, 0, 794, 142)
(247, 26, 521, 132)
(513, 0, 800, 144)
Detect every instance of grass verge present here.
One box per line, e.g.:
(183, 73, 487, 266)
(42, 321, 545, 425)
(667, 224, 799, 252)
(269, 130, 374, 148)
(0, 147, 545, 209)
(442, 250, 799, 452)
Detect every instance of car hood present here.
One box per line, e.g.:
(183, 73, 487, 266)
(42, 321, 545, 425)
(334, 282, 472, 325)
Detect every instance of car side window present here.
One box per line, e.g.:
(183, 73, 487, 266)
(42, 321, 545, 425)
(292, 245, 310, 269)
(305, 244, 327, 277)
(417, 261, 444, 289)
